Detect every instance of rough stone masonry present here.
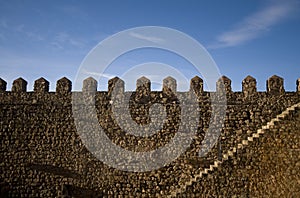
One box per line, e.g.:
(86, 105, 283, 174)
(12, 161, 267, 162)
(0, 75, 299, 197)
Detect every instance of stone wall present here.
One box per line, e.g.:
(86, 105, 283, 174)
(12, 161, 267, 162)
(0, 75, 299, 197)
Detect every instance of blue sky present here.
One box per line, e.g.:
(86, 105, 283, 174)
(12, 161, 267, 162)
(0, 0, 299, 91)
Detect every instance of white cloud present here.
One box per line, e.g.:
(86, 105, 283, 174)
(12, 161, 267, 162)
(82, 69, 116, 79)
(0, 48, 79, 91)
(209, 0, 298, 49)
(58, 5, 89, 20)
(51, 32, 86, 49)
(130, 32, 165, 43)
(25, 31, 44, 41)
(0, 21, 45, 42)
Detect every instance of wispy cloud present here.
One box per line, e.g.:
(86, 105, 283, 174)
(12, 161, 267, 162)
(57, 5, 89, 20)
(0, 47, 78, 90)
(130, 32, 165, 43)
(51, 32, 86, 49)
(82, 69, 116, 79)
(209, 0, 299, 49)
(0, 19, 9, 41)
(14, 24, 44, 41)
(0, 20, 45, 42)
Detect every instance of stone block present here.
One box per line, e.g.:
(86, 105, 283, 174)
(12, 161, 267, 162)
(267, 75, 284, 95)
(0, 78, 7, 92)
(34, 77, 49, 93)
(242, 75, 257, 98)
(56, 77, 72, 95)
(12, 77, 27, 92)
(190, 76, 203, 96)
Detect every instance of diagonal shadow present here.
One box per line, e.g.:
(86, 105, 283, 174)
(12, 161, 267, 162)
(28, 163, 81, 179)
(61, 184, 102, 198)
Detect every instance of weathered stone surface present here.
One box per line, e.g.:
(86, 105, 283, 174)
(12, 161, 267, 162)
(56, 77, 72, 95)
(267, 75, 285, 95)
(135, 76, 150, 101)
(216, 75, 232, 94)
(0, 76, 299, 197)
(12, 77, 27, 92)
(0, 78, 7, 92)
(136, 76, 150, 92)
(108, 76, 124, 97)
(181, 108, 300, 197)
(163, 76, 177, 94)
(83, 77, 97, 92)
(190, 76, 203, 96)
(34, 77, 49, 93)
(242, 75, 257, 99)
(297, 78, 300, 92)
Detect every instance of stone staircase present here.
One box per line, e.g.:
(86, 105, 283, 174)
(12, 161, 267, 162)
(169, 102, 300, 197)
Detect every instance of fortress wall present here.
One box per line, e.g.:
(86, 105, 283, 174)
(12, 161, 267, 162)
(0, 75, 299, 197)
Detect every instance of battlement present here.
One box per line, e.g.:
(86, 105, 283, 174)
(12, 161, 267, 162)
(0, 75, 300, 197)
(0, 75, 299, 95)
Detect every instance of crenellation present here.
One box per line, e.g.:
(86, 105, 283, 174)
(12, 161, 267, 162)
(136, 76, 151, 92)
(135, 76, 151, 102)
(56, 77, 72, 95)
(34, 77, 49, 93)
(216, 75, 232, 94)
(297, 78, 300, 93)
(108, 77, 125, 97)
(83, 77, 97, 93)
(0, 75, 299, 197)
(242, 75, 257, 99)
(0, 78, 7, 92)
(267, 75, 285, 95)
(162, 76, 177, 95)
(0, 75, 299, 94)
(190, 76, 203, 97)
(12, 77, 27, 92)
